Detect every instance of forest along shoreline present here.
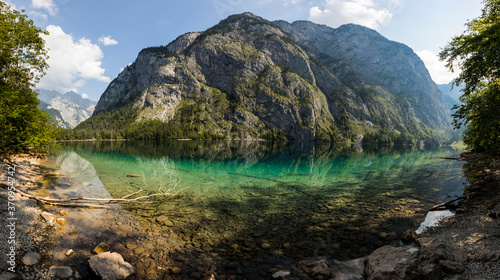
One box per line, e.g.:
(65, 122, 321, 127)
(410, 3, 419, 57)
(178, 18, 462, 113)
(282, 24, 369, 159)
(1, 152, 499, 280)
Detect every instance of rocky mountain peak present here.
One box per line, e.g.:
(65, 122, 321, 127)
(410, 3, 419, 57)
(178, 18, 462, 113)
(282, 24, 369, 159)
(38, 89, 96, 129)
(85, 13, 451, 142)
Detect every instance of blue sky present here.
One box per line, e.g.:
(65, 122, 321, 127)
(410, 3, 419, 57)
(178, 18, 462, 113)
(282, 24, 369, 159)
(9, 0, 482, 101)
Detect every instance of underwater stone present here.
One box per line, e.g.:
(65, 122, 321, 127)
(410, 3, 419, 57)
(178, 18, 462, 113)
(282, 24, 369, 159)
(272, 270, 291, 279)
(93, 242, 111, 254)
(40, 211, 57, 226)
(56, 218, 67, 226)
(22, 252, 41, 265)
(48, 266, 73, 279)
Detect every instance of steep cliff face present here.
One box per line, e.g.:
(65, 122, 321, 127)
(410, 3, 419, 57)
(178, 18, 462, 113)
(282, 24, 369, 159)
(85, 13, 450, 141)
(275, 20, 451, 130)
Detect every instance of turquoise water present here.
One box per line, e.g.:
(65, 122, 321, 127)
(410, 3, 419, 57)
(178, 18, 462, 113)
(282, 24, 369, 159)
(47, 140, 466, 260)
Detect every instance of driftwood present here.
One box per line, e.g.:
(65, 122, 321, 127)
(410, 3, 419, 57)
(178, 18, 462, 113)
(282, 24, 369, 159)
(0, 183, 185, 208)
(429, 196, 464, 211)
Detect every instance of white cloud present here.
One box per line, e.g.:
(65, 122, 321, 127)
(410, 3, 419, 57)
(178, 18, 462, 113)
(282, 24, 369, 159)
(99, 35, 119, 46)
(37, 25, 111, 93)
(416, 49, 457, 84)
(82, 93, 88, 99)
(32, 0, 57, 16)
(284, 0, 301, 6)
(309, 0, 392, 30)
(29, 10, 48, 22)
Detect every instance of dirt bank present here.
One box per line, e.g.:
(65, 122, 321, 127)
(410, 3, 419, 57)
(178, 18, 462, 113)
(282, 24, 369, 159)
(417, 152, 500, 279)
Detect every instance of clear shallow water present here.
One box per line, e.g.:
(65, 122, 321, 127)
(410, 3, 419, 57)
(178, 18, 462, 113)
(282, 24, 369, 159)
(47, 140, 466, 261)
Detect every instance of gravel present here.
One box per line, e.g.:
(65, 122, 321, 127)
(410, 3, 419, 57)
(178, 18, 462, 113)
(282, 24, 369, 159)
(420, 153, 500, 280)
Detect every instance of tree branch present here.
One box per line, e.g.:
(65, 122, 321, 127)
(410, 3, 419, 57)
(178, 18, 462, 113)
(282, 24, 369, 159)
(0, 183, 186, 208)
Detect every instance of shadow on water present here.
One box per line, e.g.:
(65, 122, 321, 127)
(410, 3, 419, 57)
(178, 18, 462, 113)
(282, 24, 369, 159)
(45, 140, 466, 279)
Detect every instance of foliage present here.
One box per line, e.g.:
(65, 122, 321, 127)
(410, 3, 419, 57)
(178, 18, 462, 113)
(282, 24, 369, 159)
(440, 0, 500, 154)
(363, 129, 417, 146)
(0, 2, 54, 155)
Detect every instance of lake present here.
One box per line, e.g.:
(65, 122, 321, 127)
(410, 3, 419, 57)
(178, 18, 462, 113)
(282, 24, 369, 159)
(42, 140, 466, 278)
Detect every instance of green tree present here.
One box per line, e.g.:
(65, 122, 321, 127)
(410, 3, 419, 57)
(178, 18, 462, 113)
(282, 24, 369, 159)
(0, 2, 54, 155)
(440, 0, 500, 154)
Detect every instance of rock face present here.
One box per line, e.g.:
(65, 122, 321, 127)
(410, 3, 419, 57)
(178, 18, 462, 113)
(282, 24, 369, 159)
(275, 21, 451, 130)
(38, 90, 96, 129)
(88, 252, 134, 280)
(85, 12, 450, 141)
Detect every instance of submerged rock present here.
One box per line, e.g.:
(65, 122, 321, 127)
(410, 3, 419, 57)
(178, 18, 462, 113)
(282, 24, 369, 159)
(0, 272, 17, 280)
(88, 252, 134, 280)
(48, 266, 73, 279)
(93, 242, 111, 254)
(296, 259, 333, 279)
(272, 270, 291, 279)
(22, 252, 41, 266)
(56, 218, 67, 226)
(40, 211, 57, 226)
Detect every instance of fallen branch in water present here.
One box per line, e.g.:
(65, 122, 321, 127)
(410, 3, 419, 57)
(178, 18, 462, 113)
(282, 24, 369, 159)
(0, 183, 186, 208)
(429, 196, 464, 211)
(438, 157, 464, 161)
(416, 169, 434, 180)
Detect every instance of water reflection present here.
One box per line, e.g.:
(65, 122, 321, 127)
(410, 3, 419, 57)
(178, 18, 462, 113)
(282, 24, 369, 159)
(47, 140, 466, 263)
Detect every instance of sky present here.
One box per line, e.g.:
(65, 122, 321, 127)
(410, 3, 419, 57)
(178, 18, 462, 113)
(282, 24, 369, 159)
(8, 0, 483, 101)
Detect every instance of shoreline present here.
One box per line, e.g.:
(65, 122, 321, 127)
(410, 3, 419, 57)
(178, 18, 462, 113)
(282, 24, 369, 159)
(1, 152, 498, 279)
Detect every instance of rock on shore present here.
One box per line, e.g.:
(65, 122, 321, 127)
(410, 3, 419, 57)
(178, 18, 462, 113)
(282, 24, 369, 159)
(88, 252, 135, 280)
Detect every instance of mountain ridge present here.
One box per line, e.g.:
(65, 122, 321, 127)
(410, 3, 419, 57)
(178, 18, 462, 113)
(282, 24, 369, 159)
(78, 13, 451, 143)
(38, 89, 96, 129)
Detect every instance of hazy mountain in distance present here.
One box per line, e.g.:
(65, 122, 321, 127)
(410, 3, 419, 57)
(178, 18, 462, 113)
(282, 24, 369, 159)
(38, 89, 96, 129)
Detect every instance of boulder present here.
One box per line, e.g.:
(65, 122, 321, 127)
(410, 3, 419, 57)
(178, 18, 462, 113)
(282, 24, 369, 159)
(22, 252, 40, 266)
(48, 266, 73, 279)
(296, 259, 333, 279)
(364, 245, 441, 280)
(330, 257, 365, 280)
(88, 252, 134, 280)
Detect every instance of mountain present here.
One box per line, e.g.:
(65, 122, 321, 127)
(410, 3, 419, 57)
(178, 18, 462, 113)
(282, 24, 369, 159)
(274, 21, 450, 130)
(438, 80, 463, 110)
(38, 90, 96, 129)
(80, 13, 450, 142)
